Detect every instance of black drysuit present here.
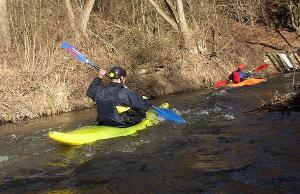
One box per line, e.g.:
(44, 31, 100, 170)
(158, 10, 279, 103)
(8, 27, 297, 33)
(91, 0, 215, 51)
(86, 77, 151, 127)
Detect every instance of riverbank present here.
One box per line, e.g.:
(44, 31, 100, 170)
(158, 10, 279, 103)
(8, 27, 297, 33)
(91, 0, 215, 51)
(1, 26, 299, 124)
(258, 84, 300, 112)
(1, 1, 300, 124)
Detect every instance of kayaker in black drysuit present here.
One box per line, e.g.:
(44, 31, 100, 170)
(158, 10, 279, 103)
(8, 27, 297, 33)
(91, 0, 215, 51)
(86, 66, 151, 127)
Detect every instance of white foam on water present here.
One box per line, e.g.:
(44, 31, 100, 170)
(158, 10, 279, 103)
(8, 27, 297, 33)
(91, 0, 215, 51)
(85, 153, 95, 157)
(196, 110, 209, 115)
(211, 89, 228, 97)
(214, 106, 222, 113)
(11, 134, 16, 139)
(172, 108, 183, 115)
(220, 113, 235, 120)
(0, 155, 9, 163)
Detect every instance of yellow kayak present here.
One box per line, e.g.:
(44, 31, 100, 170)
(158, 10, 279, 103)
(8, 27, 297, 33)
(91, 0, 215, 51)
(49, 103, 169, 145)
(226, 78, 266, 87)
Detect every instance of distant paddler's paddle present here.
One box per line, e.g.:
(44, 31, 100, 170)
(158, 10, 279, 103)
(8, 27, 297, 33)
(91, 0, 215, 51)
(214, 63, 269, 88)
(214, 79, 229, 87)
(61, 41, 186, 124)
(250, 63, 269, 73)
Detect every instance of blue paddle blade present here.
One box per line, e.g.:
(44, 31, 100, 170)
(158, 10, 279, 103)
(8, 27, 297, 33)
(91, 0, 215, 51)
(61, 42, 91, 64)
(153, 106, 187, 124)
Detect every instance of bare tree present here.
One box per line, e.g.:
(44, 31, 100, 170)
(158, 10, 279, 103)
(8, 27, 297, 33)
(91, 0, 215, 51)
(289, 0, 300, 36)
(147, 0, 198, 53)
(79, 0, 95, 37)
(0, 0, 11, 49)
(176, 0, 196, 53)
(65, 0, 95, 40)
(147, 0, 179, 30)
(66, 0, 80, 40)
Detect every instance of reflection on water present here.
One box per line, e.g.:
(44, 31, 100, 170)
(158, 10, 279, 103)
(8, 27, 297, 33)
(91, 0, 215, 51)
(0, 73, 300, 193)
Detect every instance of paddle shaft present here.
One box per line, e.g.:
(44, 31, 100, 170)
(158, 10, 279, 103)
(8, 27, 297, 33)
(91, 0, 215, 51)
(61, 41, 100, 71)
(250, 64, 268, 73)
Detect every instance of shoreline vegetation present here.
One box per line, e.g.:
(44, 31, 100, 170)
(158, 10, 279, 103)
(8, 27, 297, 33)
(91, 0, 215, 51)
(1, 0, 300, 124)
(258, 80, 300, 112)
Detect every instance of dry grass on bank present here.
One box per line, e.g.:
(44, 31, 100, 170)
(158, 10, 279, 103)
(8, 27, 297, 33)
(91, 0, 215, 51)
(0, 25, 266, 124)
(0, 0, 282, 123)
(0, 30, 228, 123)
(0, 38, 111, 123)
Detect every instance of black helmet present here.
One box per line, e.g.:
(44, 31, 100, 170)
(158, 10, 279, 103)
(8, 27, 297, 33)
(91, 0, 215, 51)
(108, 66, 127, 79)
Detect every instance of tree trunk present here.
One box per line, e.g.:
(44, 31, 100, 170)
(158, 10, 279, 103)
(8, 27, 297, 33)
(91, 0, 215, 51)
(164, 0, 179, 24)
(147, 0, 178, 30)
(65, 0, 95, 40)
(65, 0, 80, 40)
(147, 0, 199, 53)
(185, 0, 200, 31)
(79, 0, 95, 38)
(289, 0, 300, 36)
(0, 0, 11, 49)
(176, 0, 197, 53)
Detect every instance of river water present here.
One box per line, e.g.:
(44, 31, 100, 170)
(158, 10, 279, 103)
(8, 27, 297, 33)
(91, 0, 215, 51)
(0, 73, 299, 193)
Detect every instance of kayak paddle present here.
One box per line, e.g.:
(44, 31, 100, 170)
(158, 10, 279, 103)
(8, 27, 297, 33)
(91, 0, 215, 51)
(214, 63, 269, 88)
(250, 63, 269, 72)
(214, 79, 228, 87)
(61, 41, 186, 124)
(61, 41, 100, 71)
(152, 106, 186, 124)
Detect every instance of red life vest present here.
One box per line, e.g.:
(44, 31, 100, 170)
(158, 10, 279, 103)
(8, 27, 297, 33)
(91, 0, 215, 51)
(232, 71, 241, 83)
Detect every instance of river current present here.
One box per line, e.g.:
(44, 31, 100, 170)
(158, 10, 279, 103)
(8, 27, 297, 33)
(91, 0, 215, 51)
(0, 73, 299, 193)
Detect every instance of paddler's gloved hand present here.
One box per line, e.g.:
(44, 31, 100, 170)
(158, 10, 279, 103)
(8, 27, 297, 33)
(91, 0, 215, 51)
(98, 69, 107, 78)
(142, 96, 148, 100)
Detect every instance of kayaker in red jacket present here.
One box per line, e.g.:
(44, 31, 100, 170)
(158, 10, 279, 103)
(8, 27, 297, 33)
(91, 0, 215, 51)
(228, 64, 252, 84)
(86, 66, 151, 127)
